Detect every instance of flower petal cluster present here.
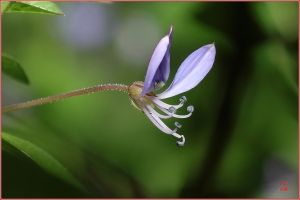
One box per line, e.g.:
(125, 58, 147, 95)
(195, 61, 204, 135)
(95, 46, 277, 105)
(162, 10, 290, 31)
(129, 25, 216, 146)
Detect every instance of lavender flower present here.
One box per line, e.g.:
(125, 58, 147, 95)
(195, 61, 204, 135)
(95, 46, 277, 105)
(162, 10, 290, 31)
(128, 25, 216, 146)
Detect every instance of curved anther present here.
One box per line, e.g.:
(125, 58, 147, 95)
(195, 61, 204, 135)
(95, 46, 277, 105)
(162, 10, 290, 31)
(187, 105, 194, 113)
(179, 96, 187, 104)
(168, 106, 177, 113)
(176, 135, 185, 147)
(174, 121, 182, 129)
(170, 122, 182, 135)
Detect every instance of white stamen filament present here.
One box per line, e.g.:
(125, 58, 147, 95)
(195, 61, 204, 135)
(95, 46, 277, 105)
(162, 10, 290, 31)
(173, 113, 192, 118)
(137, 101, 177, 135)
(140, 99, 175, 119)
(148, 96, 185, 109)
(172, 133, 182, 139)
(153, 101, 194, 119)
(139, 100, 185, 146)
(136, 95, 187, 146)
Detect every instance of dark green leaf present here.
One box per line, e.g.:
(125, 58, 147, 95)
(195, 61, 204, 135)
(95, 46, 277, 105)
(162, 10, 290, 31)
(2, 53, 29, 84)
(3, 1, 64, 15)
(2, 132, 87, 194)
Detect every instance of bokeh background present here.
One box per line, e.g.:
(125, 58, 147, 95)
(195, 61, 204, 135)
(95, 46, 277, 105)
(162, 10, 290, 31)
(2, 2, 298, 198)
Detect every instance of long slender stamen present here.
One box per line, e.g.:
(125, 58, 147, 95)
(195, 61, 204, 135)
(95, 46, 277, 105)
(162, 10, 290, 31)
(154, 102, 194, 119)
(148, 95, 192, 118)
(144, 108, 178, 135)
(137, 102, 181, 138)
(173, 105, 194, 118)
(173, 122, 185, 146)
(140, 98, 175, 119)
(137, 101, 179, 135)
(138, 100, 185, 146)
(148, 96, 186, 110)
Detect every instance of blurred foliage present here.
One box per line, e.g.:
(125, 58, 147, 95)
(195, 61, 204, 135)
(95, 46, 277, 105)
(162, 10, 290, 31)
(2, 132, 87, 193)
(1, 1, 64, 15)
(2, 132, 88, 198)
(2, 53, 29, 84)
(1, 2, 298, 198)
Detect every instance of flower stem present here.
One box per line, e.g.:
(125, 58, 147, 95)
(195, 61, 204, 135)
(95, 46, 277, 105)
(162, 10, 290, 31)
(2, 84, 129, 113)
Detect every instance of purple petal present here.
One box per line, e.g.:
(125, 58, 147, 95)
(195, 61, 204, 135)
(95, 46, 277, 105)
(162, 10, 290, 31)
(140, 26, 173, 97)
(157, 43, 216, 99)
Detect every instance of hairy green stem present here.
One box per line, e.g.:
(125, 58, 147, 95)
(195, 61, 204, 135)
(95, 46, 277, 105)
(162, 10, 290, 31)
(2, 84, 129, 113)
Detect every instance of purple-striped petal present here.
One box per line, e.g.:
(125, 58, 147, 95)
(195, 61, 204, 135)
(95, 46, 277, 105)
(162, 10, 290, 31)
(140, 26, 173, 97)
(157, 43, 216, 99)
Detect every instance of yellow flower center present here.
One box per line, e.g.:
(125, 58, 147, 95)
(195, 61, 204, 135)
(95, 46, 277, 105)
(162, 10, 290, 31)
(128, 81, 144, 100)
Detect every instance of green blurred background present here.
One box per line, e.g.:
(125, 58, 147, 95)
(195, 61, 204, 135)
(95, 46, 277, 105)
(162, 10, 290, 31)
(2, 2, 298, 198)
